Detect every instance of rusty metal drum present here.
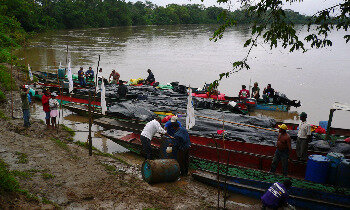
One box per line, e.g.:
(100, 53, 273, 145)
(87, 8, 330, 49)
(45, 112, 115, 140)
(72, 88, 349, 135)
(141, 159, 180, 184)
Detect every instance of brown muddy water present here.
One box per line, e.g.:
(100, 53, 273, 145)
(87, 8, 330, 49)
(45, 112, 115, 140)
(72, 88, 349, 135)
(17, 24, 350, 129)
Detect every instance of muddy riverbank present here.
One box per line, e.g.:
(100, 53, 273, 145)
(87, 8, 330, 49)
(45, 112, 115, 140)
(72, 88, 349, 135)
(0, 65, 261, 209)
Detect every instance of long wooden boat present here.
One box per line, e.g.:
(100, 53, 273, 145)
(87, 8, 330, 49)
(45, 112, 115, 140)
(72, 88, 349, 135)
(100, 128, 349, 179)
(192, 169, 350, 210)
(101, 130, 350, 209)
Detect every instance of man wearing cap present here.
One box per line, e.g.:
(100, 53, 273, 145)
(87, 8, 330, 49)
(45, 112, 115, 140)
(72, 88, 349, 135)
(140, 117, 171, 159)
(297, 112, 311, 161)
(20, 85, 30, 127)
(78, 67, 86, 87)
(164, 116, 182, 137)
(42, 89, 51, 129)
(270, 124, 292, 176)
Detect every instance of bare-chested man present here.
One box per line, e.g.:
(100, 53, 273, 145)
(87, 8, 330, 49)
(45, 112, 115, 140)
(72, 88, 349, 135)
(270, 124, 292, 176)
(109, 69, 120, 84)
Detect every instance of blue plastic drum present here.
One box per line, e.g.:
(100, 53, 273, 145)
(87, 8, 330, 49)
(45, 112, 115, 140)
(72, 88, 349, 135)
(336, 159, 350, 188)
(305, 155, 330, 183)
(326, 152, 345, 184)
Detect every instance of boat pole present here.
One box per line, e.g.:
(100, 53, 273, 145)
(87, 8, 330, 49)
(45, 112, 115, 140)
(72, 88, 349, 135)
(325, 109, 336, 144)
(10, 39, 14, 119)
(88, 92, 93, 156)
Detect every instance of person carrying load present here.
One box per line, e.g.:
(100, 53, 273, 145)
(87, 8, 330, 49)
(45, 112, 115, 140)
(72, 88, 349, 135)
(109, 69, 120, 84)
(171, 122, 191, 176)
(164, 116, 182, 137)
(140, 117, 172, 160)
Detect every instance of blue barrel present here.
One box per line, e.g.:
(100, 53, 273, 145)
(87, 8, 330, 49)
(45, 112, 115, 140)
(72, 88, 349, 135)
(141, 159, 180, 184)
(326, 152, 344, 184)
(305, 155, 330, 183)
(336, 159, 350, 188)
(58, 68, 66, 79)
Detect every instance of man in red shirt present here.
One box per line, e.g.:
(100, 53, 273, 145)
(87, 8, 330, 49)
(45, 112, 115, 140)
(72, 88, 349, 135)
(238, 85, 250, 100)
(42, 89, 51, 129)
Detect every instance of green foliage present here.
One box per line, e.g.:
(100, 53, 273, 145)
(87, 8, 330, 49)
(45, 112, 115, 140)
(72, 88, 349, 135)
(11, 170, 33, 180)
(0, 90, 5, 103)
(0, 158, 20, 193)
(42, 173, 55, 180)
(15, 152, 28, 164)
(50, 138, 68, 150)
(0, 65, 17, 91)
(60, 124, 75, 137)
(0, 109, 7, 119)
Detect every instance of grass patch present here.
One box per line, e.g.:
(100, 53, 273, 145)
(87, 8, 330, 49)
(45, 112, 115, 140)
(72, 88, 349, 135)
(0, 90, 5, 103)
(0, 109, 8, 120)
(0, 65, 17, 91)
(74, 141, 98, 150)
(50, 138, 68, 150)
(15, 152, 28, 164)
(60, 124, 75, 137)
(0, 158, 20, 193)
(42, 173, 55, 180)
(11, 170, 33, 180)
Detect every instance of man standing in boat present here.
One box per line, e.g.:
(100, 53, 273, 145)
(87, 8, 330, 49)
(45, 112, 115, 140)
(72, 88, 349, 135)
(297, 112, 311, 161)
(140, 117, 170, 160)
(117, 80, 128, 99)
(78, 67, 86, 87)
(270, 124, 292, 176)
(171, 122, 191, 176)
(261, 179, 292, 210)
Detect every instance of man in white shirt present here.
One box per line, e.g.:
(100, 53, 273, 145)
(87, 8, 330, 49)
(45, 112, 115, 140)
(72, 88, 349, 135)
(297, 112, 311, 161)
(141, 117, 170, 159)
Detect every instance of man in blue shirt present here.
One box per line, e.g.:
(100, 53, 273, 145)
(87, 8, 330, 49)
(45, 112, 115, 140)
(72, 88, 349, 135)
(172, 122, 191, 176)
(164, 116, 182, 137)
(78, 67, 86, 87)
(85, 67, 94, 81)
(261, 180, 292, 210)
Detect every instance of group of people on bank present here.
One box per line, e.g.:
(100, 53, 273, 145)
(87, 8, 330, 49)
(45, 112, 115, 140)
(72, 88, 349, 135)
(238, 82, 275, 103)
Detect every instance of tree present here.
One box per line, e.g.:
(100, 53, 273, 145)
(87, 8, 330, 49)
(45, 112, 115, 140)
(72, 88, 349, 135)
(207, 0, 350, 90)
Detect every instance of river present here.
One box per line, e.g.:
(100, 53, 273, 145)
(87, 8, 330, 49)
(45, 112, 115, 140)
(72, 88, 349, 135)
(16, 24, 350, 129)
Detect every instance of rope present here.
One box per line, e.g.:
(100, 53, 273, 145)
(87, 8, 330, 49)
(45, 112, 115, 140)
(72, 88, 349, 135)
(195, 115, 278, 133)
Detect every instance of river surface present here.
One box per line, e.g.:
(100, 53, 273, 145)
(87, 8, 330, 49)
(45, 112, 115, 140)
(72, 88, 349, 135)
(17, 24, 350, 128)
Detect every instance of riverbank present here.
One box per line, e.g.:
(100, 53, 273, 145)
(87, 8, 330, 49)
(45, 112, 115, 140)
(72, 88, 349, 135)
(0, 65, 259, 209)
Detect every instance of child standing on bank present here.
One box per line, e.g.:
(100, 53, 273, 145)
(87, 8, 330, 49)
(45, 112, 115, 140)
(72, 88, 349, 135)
(49, 92, 59, 129)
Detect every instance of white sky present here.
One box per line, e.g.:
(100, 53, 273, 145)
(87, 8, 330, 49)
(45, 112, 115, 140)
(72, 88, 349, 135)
(127, 0, 344, 15)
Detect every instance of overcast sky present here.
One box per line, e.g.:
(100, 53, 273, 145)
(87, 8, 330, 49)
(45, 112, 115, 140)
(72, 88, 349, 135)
(127, 0, 343, 16)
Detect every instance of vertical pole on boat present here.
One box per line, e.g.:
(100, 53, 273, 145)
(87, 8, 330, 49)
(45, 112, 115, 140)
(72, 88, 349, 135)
(88, 92, 93, 156)
(215, 140, 220, 209)
(325, 109, 336, 144)
(223, 151, 230, 209)
(24, 38, 28, 82)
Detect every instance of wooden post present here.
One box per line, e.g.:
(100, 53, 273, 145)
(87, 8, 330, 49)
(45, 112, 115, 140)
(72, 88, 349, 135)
(10, 40, 14, 119)
(325, 109, 336, 144)
(88, 92, 93, 156)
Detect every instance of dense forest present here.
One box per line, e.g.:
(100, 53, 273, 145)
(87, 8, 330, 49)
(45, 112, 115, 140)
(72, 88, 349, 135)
(0, 0, 311, 63)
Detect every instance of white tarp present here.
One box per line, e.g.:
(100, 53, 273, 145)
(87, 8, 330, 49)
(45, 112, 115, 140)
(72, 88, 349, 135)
(28, 64, 33, 81)
(186, 88, 195, 130)
(332, 102, 350, 111)
(67, 62, 74, 93)
(101, 78, 107, 115)
(59, 62, 62, 69)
